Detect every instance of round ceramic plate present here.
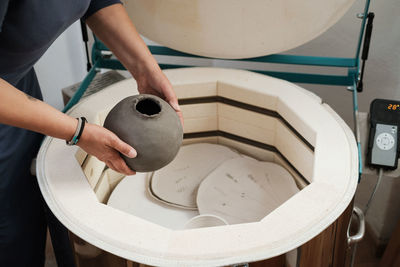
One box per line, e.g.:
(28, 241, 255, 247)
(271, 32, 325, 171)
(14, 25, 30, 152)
(108, 173, 198, 230)
(149, 143, 241, 209)
(197, 157, 300, 224)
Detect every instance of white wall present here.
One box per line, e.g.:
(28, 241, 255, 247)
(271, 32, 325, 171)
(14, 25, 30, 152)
(291, 0, 400, 124)
(35, 21, 87, 110)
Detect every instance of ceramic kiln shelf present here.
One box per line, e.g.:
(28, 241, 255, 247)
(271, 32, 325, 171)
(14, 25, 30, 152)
(37, 68, 358, 266)
(108, 143, 300, 230)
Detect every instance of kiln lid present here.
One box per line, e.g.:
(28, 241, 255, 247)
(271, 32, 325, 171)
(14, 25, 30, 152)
(122, 0, 356, 59)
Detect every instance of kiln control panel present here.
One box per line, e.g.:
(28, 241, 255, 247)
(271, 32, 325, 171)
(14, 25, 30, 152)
(367, 99, 400, 169)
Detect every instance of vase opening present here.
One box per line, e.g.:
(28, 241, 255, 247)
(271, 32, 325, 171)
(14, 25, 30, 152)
(135, 98, 161, 116)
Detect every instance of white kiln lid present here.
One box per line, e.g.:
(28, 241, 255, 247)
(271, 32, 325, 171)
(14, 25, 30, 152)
(123, 0, 356, 59)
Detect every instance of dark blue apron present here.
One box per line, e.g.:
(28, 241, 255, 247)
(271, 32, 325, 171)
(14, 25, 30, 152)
(0, 0, 121, 266)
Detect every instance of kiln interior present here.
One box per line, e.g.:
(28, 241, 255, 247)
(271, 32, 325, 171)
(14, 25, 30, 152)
(76, 78, 315, 229)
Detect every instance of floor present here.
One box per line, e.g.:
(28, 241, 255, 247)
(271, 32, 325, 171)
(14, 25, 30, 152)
(44, 229, 382, 267)
(45, 231, 57, 267)
(354, 230, 381, 267)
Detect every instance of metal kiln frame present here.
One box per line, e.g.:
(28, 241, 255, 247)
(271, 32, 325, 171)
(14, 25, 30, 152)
(63, 0, 372, 179)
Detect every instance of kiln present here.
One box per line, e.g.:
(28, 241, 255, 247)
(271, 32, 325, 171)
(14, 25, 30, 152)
(37, 0, 375, 266)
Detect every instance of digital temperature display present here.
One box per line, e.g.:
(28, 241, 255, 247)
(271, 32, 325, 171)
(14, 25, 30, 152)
(370, 99, 400, 124)
(388, 104, 400, 111)
(368, 99, 400, 170)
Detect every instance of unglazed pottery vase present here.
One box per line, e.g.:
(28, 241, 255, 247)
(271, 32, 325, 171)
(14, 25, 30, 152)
(104, 94, 183, 172)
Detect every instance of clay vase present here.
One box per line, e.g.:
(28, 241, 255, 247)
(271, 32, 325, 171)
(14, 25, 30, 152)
(104, 94, 183, 172)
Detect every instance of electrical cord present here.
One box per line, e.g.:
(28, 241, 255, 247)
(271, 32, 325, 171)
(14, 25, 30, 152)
(364, 168, 384, 216)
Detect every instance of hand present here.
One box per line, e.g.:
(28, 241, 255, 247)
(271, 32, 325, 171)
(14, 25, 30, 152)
(77, 123, 136, 175)
(85, 4, 183, 124)
(134, 61, 184, 126)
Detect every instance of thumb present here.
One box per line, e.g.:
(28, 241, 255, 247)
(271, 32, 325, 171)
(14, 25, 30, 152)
(169, 100, 181, 113)
(113, 138, 137, 158)
(161, 82, 180, 112)
(169, 100, 184, 125)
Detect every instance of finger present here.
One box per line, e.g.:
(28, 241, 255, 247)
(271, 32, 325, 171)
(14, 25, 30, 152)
(110, 136, 137, 158)
(176, 109, 184, 127)
(112, 156, 136, 176)
(170, 100, 184, 127)
(160, 82, 180, 111)
(169, 99, 181, 112)
(162, 86, 183, 127)
(105, 160, 117, 172)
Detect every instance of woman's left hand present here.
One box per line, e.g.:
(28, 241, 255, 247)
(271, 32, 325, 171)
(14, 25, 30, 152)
(134, 61, 184, 126)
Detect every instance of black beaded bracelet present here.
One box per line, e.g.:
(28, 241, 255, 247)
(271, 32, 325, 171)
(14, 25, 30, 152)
(66, 117, 87, 146)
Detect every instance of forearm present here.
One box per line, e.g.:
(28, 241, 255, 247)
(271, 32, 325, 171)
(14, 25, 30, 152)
(0, 78, 135, 175)
(0, 78, 77, 140)
(85, 3, 183, 124)
(86, 4, 156, 77)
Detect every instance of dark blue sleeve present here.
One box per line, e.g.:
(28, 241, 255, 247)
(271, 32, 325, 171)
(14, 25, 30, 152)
(0, 0, 10, 32)
(82, 0, 122, 20)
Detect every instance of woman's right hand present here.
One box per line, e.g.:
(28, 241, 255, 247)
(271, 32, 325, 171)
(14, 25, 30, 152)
(77, 123, 137, 175)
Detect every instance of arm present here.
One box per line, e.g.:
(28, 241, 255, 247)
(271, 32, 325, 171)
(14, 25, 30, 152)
(85, 3, 183, 124)
(0, 78, 135, 175)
